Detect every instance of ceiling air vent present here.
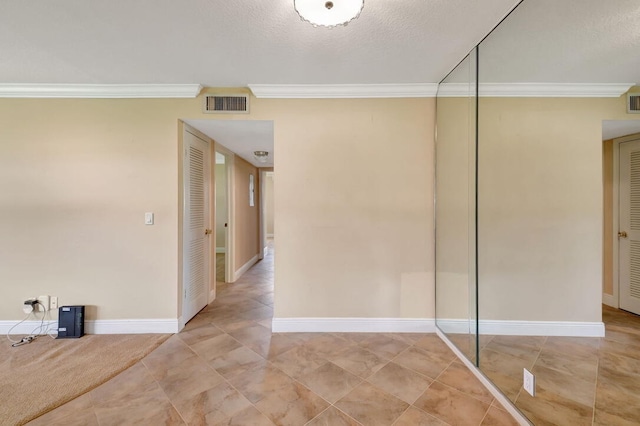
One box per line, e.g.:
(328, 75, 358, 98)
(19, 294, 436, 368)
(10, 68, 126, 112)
(628, 93, 640, 114)
(203, 94, 249, 114)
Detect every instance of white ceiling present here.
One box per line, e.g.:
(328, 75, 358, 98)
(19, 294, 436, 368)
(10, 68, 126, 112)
(603, 120, 640, 141)
(4, 1, 639, 161)
(185, 120, 274, 168)
(0, 0, 519, 86)
(477, 0, 640, 84)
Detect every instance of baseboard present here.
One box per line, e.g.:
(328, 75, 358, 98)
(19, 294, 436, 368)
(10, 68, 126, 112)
(437, 318, 605, 337)
(0, 319, 180, 335)
(216, 247, 226, 254)
(232, 254, 259, 282)
(602, 293, 618, 308)
(266, 233, 274, 238)
(436, 329, 533, 426)
(272, 317, 436, 333)
(0, 320, 57, 335)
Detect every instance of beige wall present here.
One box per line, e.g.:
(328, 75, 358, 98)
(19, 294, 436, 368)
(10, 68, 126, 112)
(232, 156, 260, 273)
(477, 97, 639, 322)
(272, 98, 436, 319)
(265, 173, 274, 236)
(215, 163, 227, 249)
(0, 95, 436, 323)
(603, 139, 614, 296)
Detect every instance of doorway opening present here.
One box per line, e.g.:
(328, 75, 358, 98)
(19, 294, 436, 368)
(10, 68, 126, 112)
(603, 120, 640, 316)
(215, 149, 233, 286)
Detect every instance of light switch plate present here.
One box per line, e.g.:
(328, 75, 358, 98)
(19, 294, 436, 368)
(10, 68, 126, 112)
(145, 212, 154, 225)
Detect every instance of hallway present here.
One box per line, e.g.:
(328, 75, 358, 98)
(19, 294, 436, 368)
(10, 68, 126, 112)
(30, 242, 517, 425)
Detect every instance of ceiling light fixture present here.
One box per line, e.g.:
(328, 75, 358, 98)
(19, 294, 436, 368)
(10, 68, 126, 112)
(294, 0, 364, 28)
(253, 151, 270, 163)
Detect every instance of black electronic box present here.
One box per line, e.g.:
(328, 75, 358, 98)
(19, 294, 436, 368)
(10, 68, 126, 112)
(57, 305, 85, 338)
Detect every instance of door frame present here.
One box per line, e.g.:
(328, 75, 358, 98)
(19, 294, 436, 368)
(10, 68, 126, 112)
(178, 122, 214, 330)
(610, 132, 640, 309)
(215, 143, 236, 284)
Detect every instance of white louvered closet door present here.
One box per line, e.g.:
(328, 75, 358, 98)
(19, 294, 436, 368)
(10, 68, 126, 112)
(183, 130, 211, 323)
(619, 138, 640, 315)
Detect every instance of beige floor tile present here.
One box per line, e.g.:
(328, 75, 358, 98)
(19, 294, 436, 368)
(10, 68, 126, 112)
(366, 362, 432, 404)
(306, 407, 362, 426)
(599, 338, 640, 361)
(483, 336, 543, 364)
(393, 346, 453, 379)
(271, 345, 329, 379)
(223, 405, 275, 426)
(90, 362, 156, 403)
(298, 361, 362, 403)
(515, 387, 593, 426)
(479, 348, 531, 378)
(414, 381, 490, 425)
(302, 334, 354, 358)
(335, 382, 409, 426)
(594, 379, 640, 423)
(598, 350, 640, 377)
(178, 323, 224, 346)
(597, 364, 640, 396)
(152, 355, 225, 403)
(142, 336, 198, 376)
(329, 345, 389, 379)
(542, 336, 600, 361)
(531, 363, 595, 407)
(255, 381, 329, 425)
(480, 405, 519, 426)
(171, 381, 252, 426)
(357, 334, 410, 359)
(436, 361, 493, 404)
(414, 334, 456, 358)
(480, 369, 521, 402)
(228, 363, 296, 403)
(393, 406, 447, 425)
(535, 349, 598, 382)
(209, 345, 268, 379)
(190, 333, 243, 361)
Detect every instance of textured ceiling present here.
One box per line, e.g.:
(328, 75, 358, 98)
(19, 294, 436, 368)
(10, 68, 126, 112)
(184, 120, 274, 168)
(477, 0, 640, 84)
(0, 0, 519, 86)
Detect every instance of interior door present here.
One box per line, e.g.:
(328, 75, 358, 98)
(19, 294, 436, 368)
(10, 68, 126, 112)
(619, 138, 640, 315)
(183, 129, 211, 323)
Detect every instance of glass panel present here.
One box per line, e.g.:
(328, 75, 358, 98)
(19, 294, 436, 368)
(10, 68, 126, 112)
(435, 48, 479, 363)
(476, 0, 640, 423)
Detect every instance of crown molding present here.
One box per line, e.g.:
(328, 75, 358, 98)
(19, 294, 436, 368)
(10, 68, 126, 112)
(0, 84, 203, 98)
(248, 83, 438, 99)
(437, 82, 634, 98)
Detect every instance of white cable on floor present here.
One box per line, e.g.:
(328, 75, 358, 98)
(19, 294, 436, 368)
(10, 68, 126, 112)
(6, 312, 34, 344)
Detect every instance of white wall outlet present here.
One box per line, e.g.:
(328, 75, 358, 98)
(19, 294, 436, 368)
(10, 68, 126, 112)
(523, 368, 536, 396)
(37, 295, 50, 311)
(50, 296, 58, 310)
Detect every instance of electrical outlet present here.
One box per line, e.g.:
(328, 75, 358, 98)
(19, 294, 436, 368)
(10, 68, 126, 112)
(37, 295, 50, 311)
(50, 296, 58, 310)
(523, 368, 536, 396)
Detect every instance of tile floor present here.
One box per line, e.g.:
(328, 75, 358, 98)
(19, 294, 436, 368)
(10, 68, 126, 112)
(29, 242, 518, 426)
(447, 306, 640, 425)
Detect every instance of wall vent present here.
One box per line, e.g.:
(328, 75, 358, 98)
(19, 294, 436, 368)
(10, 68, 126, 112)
(203, 95, 249, 114)
(628, 93, 640, 114)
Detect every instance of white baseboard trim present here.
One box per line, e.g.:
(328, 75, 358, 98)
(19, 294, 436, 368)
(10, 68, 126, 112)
(272, 317, 436, 333)
(232, 254, 259, 282)
(216, 247, 226, 254)
(436, 329, 533, 426)
(602, 293, 618, 308)
(0, 319, 179, 335)
(437, 319, 605, 337)
(0, 320, 57, 335)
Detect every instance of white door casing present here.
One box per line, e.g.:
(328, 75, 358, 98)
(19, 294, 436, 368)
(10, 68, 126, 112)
(182, 129, 211, 323)
(619, 137, 640, 315)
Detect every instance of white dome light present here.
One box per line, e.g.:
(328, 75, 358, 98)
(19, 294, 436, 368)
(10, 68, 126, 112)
(294, 0, 364, 28)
